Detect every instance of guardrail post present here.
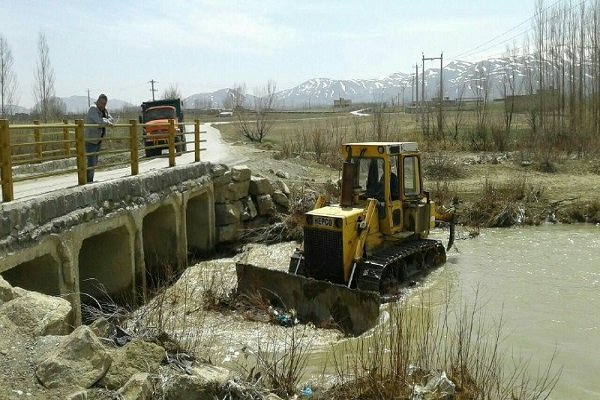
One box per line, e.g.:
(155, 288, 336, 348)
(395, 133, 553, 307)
(0, 119, 14, 202)
(75, 119, 87, 185)
(194, 119, 200, 162)
(168, 118, 176, 167)
(129, 119, 139, 175)
(62, 119, 70, 157)
(33, 120, 42, 160)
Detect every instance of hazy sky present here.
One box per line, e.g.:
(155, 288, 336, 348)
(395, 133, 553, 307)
(0, 0, 537, 107)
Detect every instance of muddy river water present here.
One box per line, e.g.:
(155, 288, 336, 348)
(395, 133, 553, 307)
(289, 225, 600, 398)
(438, 225, 600, 399)
(189, 225, 599, 398)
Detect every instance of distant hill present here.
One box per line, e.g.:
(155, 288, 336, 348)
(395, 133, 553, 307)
(3, 105, 30, 114)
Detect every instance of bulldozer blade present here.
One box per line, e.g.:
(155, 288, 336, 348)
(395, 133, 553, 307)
(236, 263, 381, 335)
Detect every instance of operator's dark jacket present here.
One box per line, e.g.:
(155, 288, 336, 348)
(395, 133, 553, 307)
(84, 104, 113, 145)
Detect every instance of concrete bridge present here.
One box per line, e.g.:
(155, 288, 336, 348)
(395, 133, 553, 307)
(0, 121, 284, 325)
(0, 162, 216, 325)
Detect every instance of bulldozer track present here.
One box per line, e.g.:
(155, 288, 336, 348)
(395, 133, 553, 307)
(355, 239, 446, 296)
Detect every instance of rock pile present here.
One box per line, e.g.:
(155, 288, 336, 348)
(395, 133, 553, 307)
(212, 164, 291, 244)
(0, 276, 286, 399)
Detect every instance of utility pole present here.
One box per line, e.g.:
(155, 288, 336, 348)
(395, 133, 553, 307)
(149, 79, 158, 101)
(422, 53, 444, 136)
(87, 89, 91, 108)
(415, 64, 419, 106)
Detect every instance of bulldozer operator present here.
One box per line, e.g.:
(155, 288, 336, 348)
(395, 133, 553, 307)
(365, 158, 399, 201)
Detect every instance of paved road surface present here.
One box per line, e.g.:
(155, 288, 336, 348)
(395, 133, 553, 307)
(9, 124, 246, 203)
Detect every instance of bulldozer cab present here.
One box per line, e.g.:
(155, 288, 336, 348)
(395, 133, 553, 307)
(340, 142, 430, 237)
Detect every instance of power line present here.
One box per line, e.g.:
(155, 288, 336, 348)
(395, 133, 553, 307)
(447, 0, 587, 64)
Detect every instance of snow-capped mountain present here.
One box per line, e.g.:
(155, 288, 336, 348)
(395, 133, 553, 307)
(184, 55, 564, 109)
(277, 56, 541, 108)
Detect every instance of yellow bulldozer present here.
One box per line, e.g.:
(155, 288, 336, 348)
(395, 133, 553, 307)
(236, 142, 455, 334)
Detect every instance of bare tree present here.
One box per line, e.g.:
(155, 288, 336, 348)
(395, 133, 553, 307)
(0, 34, 17, 117)
(445, 82, 466, 142)
(161, 83, 182, 100)
(236, 80, 278, 143)
(500, 43, 522, 136)
(33, 33, 55, 122)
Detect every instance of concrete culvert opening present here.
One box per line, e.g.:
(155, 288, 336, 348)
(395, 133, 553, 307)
(186, 192, 212, 259)
(78, 226, 134, 320)
(143, 204, 178, 290)
(2, 254, 61, 296)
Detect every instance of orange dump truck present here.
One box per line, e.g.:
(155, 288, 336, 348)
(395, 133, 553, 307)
(140, 98, 187, 157)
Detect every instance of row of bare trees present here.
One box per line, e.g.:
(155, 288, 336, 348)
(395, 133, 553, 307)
(524, 0, 600, 156)
(0, 32, 67, 121)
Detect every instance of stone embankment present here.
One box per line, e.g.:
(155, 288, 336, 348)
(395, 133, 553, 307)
(211, 164, 291, 244)
(0, 275, 286, 399)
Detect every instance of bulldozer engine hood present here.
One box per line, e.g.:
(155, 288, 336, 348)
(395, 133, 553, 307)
(305, 205, 364, 228)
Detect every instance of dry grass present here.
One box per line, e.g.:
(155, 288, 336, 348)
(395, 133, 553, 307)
(463, 177, 545, 227)
(236, 325, 315, 398)
(557, 199, 600, 224)
(326, 289, 560, 400)
(424, 152, 466, 180)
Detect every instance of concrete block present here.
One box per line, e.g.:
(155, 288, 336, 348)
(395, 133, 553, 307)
(231, 165, 251, 182)
(249, 176, 273, 196)
(254, 194, 275, 216)
(215, 203, 241, 226)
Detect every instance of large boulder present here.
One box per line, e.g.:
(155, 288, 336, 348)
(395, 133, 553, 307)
(217, 223, 240, 243)
(161, 364, 230, 400)
(214, 184, 233, 203)
(228, 180, 251, 200)
(240, 197, 258, 221)
(99, 339, 164, 390)
(249, 176, 273, 196)
(210, 164, 228, 178)
(0, 276, 23, 304)
(231, 165, 251, 182)
(36, 325, 112, 389)
(215, 203, 242, 226)
(214, 181, 250, 203)
(117, 372, 153, 400)
(213, 170, 232, 187)
(272, 190, 290, 209)
(0, 290, 72, 336)
(272, 180, 291, 197)
(254, 194, 275, 216)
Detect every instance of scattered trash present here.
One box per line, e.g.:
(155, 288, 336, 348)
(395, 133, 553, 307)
(112, 326, 132, 346)
(300, 386, 313, 397)
(269, 306, 299, 327)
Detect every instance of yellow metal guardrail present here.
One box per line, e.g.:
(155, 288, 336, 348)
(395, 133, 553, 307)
(0, 118, 206, 202)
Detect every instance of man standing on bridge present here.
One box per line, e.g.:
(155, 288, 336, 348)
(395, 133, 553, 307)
(84, 94, 113, 183)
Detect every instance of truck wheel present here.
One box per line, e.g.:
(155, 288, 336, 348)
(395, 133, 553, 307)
(176, 134, 187, 153)
(145, 147, 160, 158)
